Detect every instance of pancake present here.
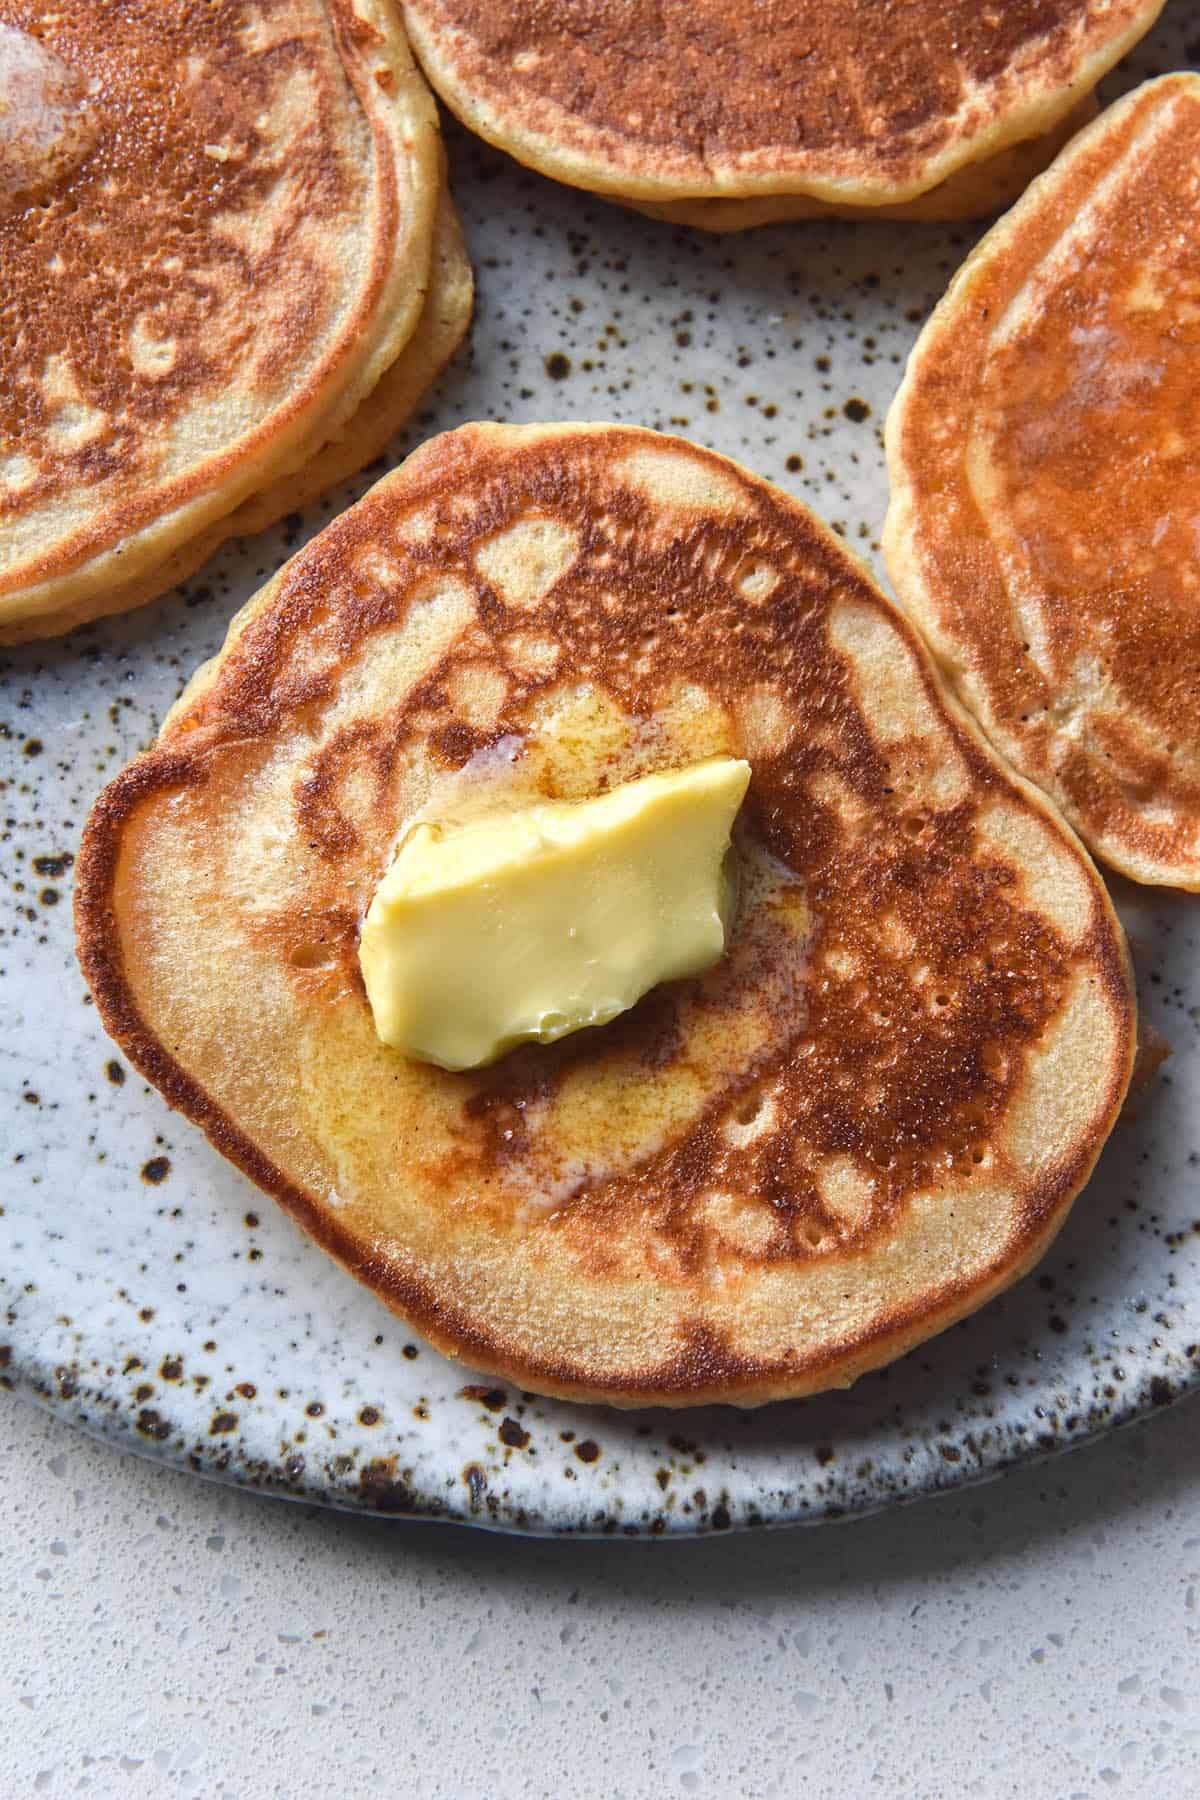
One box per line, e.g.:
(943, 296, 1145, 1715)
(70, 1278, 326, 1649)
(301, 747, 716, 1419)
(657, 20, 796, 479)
(75, 423, 1136, 1409)
(886, 75, 1200, 891)
(629, 96, 1099, 231)
(0, 0, 448, 639)
(399, 0, 1160, 206)
(2, 185, 474, 645)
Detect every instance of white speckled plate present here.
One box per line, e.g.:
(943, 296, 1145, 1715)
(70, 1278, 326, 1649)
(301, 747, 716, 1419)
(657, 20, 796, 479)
(3, 18, 1198, 1537)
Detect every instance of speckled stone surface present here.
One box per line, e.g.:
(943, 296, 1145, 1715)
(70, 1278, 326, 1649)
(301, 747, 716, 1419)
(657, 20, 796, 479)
(2, 15, 1199, 1536)
(4, 1389, 1200, 1796)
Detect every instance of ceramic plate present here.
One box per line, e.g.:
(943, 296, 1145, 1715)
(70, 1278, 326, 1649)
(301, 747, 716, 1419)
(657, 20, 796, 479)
(3, 17, 1197, 1537)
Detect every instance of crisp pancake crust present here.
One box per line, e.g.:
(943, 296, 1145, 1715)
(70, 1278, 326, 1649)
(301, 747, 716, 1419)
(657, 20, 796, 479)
(76, 424, 1135, 1407)
(400, 0, 1160, 204)
(0, 0, 443, 633)
(886, 75, 1200, 891)
(0, 186, 474, 646)
(630, 97, 1100, 231)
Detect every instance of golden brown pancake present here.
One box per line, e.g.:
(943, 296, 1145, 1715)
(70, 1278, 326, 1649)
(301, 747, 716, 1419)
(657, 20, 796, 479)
(0, 0, 451, 639)
(886, 75, 1200, 892)
(75, 424, 1136, 1408)
(1, 186, 474, 645)
(629, 96, 1099, 230)
(399, 0, 1160, 206)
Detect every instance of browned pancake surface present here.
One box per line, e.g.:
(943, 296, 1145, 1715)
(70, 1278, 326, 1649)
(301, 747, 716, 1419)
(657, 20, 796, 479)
(77, 425, 1134, 1405)
(0, 0, 437, 612)
(401, 0, 1159, 200)
(886, 75, 1200, 888)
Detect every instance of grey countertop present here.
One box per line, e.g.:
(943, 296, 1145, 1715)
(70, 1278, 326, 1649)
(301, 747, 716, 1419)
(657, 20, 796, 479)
(4, 1392, 1199, 1799)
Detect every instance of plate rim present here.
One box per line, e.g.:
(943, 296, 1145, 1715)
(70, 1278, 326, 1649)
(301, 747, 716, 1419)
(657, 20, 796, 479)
(6, 1334, 1196, 1537)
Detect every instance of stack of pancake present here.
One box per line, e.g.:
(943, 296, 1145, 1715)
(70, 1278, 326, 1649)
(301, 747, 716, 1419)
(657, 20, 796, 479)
(398, 0, 1162, 228)
(0, 1, 473, 643)
(75, 425, 1136, 1406)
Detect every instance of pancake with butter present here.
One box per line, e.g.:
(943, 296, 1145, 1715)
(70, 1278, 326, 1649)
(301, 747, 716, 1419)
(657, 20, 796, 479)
(75, 423, 1136, 1408)
(399, 0, 1158, 208)
(0, 0, 465, 641)
(886, 75, 1200, 891)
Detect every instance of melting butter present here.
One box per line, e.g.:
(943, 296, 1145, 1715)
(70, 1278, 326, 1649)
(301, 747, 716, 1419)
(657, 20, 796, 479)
(359, 756, 751, 1071)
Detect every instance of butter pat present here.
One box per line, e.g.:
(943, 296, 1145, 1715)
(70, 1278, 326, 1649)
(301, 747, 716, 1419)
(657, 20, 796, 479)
(359, 757, 751, 1071)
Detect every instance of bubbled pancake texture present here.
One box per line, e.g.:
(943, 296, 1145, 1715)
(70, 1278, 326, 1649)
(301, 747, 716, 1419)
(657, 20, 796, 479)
(885, 76, 1200, 892)
(76, 425, 1135, 1407)
(399, 0, 1161, 202)
(0, 0, 445, 634)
